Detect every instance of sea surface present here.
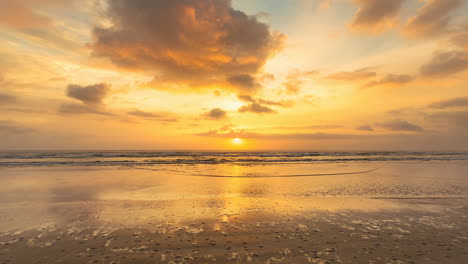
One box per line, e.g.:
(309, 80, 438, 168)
(1, 151, 468, 167)
(0, 151, 467, 263)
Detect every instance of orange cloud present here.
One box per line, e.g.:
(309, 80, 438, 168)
(0, 1, 52, 29)
(283, 70, 318, 94)
(238, 103, 275, 114)
(420, 50, 468, 77)
(326, 68, 376, 81)
(364, 74, 413, 88)
(128, 109, 178, 122)
(376, 120, 424, 132)
(91, 0, 285, 93)
(450, 24, 468, 50)
(349, 0, 406, 34)
(403, 0, 463, 38)
(429, 96, 468, 109)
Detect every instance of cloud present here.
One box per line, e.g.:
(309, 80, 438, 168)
(227, 74, 259, 93)
(356, 125, 374, 131)
(58, 103, 112, 116)
(257, 99, 294, 108)
(326, 68, 376, 81)
(429, 110, 468, 128)
(376, 120, 423, 132)
(364, 74, 413, 88)
(450, 25, 468, 49)
(0, 120, 34, 134)
(202, 108, 227, 120)
(0, 93, 16, 104)
(128, 109, 178, 122)
(283, 70, 318, 94)
(196, 125, 254, 138)
(91, 0, 284, 92)
(429, 96, 468, 109)
(274, 125, 343, 130)
(349, 0, 406, 34)
(420, 50, 468, 77)
(403, 0, 463, 38)
(0, 0, 79, 50)
(238, 103, 275, 114)
(238, 95, 256, 103)
(0, 1, 52, 29)
(196, 127, 397, 140)
(237, 95, 294, 108)
(66, 83, 110, 105)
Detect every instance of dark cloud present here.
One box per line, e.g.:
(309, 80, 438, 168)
(91, 0, 284, 92)
(429, 110, 468, 128)
(429, 97, 468, 109)
(274, 125, 343, 130)
(127, 110, 157, 118)
(237, 94, 294, 108)
(356, 125, 374, 131)
(326, 68, 376, 81)
(420, 50, 468, 77)
(66, 83, 110, 105)
(202, 108, 227, 120)
(128, 109, 178, 122)
(376, 120, 423, 132)
(257, 98, 294, 107)
(238, 103, 275, 114)
(227, 74, 259, 92)
(0, 93, 16, 104)
(364, 74, 413, 88)
(350, 0, 406, 33)
(0, 120, 34, 134)
(58, 103, 112, 116)
(238, 95, 256, 103)
(404, 0, 463, 38)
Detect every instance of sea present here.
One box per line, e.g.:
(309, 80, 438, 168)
(0, 151, 467, 167)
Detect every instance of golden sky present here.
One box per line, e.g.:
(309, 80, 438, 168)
(1, 0, 468, 150)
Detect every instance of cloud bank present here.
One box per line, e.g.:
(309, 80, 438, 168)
(91, 0, 284, 92)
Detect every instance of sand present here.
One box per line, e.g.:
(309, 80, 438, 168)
(0, 161, 467, 263)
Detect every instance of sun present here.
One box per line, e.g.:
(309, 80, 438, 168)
(232, 138, 243, 145)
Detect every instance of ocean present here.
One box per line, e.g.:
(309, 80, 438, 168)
(1, 151, 468, 167)
(1, 151, 467, 263)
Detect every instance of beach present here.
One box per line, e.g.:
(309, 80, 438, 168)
(0, 152, 467, 263)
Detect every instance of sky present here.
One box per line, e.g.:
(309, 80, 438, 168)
(1, 0, 468, 151)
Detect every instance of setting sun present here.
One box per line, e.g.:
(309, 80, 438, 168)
(232, 138, 243, 145)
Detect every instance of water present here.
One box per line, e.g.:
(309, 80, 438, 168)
(0, 151, 467, 167)
(0, 151, 467, 240)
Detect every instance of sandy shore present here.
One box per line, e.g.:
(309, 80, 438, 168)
(0, 162, 467, 263)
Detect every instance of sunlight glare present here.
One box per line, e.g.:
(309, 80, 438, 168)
(232, 138, 243, 145)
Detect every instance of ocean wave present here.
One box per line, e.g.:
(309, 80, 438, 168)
(0, 151, 468, 167)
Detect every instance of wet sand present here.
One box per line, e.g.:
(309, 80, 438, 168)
(0, 162, 467, 263)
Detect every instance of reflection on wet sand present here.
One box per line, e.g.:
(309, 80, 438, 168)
(0, 162, 467, 263)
